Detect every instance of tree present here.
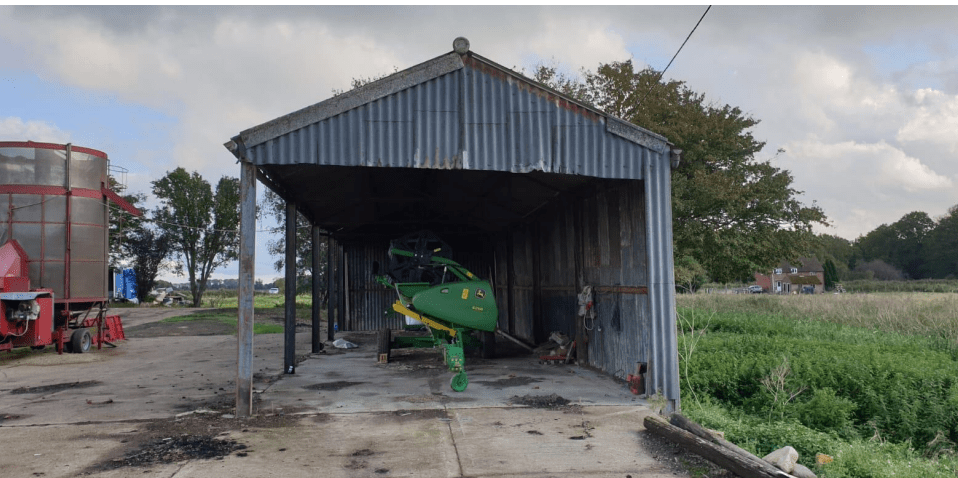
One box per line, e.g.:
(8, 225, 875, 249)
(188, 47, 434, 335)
(674, 255, 709, 293)
(263, 190, 328, 301)
(124, 226, 173, 300)
(813, 234, 859, 280)
(823, 258, 838, 290)
(107, 176, 146, 269)
(535, 61, 827, 282)
(152, 168, 240, 307)
(857, 211, 935, 279)
(925, 204, 958, 279)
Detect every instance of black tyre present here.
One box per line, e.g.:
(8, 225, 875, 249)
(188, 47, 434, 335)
(377, 327, 392, 362)
(70, 328, 92, 354)
(481, 330, 496, 359)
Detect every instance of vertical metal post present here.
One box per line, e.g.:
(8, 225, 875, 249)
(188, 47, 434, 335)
(644, 150, 680, 413)
(64, 144, 72, 301)
(326, 236, 335, 341)
(284, 201, 297, 374)
(311, 224, 322, 353)
(236, 160, 256, 418)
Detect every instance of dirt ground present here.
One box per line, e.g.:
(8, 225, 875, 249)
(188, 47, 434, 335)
(0, 307, 734, 478)
(122, 307, 306, 337)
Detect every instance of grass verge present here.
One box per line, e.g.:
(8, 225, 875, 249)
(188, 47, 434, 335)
(161, 310, 286, 334)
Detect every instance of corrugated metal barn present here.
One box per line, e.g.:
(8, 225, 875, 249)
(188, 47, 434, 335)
(226, 38, 681, 415)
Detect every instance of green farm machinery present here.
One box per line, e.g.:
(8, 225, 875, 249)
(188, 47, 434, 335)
(374, 232, 497, 392)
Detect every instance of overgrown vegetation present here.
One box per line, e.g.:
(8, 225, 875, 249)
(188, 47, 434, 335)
(676, 293, 958, 477)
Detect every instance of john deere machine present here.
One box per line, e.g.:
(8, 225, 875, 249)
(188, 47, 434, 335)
(375, 232, 497, 392)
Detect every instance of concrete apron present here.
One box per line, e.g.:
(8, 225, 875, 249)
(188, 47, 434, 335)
(0, 321, 671, 478)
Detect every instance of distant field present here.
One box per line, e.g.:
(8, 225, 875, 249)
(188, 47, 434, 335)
(677, 292, 958, 477)
(197, 291, 314, 309)
(841, 279, 958, 294)
(677, 292, 958, 346)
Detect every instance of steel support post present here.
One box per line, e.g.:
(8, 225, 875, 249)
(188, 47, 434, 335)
(236, 160, 256, 418)
(311, 224, 322, 353)
(326, 236, 335, 342)
(284, 201, 297, 374)
(644, 151, 680, 413)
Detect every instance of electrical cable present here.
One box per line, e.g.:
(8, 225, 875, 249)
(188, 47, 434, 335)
(639, 5, 711, 105)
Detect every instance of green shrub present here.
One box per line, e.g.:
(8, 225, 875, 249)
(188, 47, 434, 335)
(790, 387, 857, 438)
(677, 307, 958, 457)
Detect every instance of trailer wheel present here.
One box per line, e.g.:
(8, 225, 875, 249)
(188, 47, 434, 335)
(70, 328, 92, 354)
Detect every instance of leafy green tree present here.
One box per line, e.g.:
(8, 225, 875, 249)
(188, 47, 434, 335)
(107, 176, 146, 269)
(926, 205, 958, 279)
(823, 258, 838, 290)
(124, 226, 173, 301)
(152, 168, 240, 307)
(813, 233, 858, 280)
(535, 61, 827, 282)
(674, 255, 709, 293)
(857, 211, 935, 279)
(263, 190, 327, 301)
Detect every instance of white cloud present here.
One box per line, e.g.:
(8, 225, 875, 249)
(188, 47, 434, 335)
(784, 137, 954, 238)
(4, 5, 958, 243)
(0, 117, 72, 143)
(896, 88, 958, 153)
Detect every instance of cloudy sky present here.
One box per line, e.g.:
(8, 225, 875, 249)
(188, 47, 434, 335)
(2, 6, 957, 282)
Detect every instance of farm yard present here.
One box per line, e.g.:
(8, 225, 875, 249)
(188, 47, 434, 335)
(675, 292, 958, 477)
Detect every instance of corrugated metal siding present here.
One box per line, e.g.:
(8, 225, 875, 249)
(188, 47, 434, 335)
(343, 242, 399, 331)
(250, 71, 462, 170)
(246, 59, 659, 181)
(340, 235, 497, 332)
(644, 151, 680, 409)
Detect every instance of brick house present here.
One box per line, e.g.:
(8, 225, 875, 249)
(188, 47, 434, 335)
(754, 257, 825, 294)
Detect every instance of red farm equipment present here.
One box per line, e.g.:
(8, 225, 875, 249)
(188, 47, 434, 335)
(0, 239, 125, 353)
(0, 141, 138, 354)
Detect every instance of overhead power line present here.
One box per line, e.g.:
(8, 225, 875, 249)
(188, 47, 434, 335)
(641, 5, 712, 104)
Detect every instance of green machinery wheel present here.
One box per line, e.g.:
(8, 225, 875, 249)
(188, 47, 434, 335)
(450, 371, 468, 392)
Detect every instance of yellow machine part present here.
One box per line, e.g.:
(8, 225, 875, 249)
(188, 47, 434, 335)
(392, 301, 457, 337)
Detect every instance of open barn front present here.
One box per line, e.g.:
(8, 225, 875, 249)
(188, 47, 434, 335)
(227, 38, 680, 416)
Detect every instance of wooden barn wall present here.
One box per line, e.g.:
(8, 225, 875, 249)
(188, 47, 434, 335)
(335, 181, 651, 382)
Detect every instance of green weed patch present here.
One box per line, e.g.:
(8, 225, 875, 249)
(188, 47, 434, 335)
(678, 297, 958, 477)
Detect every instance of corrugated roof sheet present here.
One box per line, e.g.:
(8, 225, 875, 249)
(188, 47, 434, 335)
(229, 47, 669, 181)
